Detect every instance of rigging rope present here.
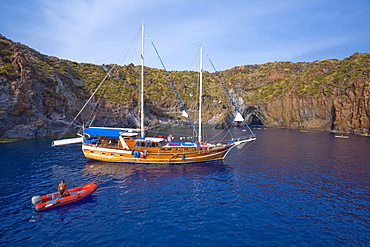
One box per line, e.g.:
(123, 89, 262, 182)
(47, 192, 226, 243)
(56, 65, 116, 140)
(208, 57, 255, 137)
(150, 38, 196, 132)
(56, 27, 143, 140)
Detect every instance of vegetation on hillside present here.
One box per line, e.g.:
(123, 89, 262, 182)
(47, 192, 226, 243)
(219, 53, 369, 103)
(0, 34, 369, 126)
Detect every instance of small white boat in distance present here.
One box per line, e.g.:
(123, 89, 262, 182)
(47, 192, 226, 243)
(335, 135, 349, 139)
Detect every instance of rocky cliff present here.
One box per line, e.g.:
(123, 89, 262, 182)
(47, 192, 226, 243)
(0, 35, 369, 140)
(222, 56, 369, 135)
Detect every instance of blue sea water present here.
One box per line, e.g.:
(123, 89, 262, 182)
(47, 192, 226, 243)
(0, 128, 369, 246)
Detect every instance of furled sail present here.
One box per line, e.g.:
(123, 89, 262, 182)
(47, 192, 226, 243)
(234, 112, 244, 122)
(182, 110, 189, 118)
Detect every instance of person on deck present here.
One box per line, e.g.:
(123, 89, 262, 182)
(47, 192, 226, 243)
(58, 180, 67, 197)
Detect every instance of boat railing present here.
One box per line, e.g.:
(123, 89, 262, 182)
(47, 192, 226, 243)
(92, 140, 120, 149)
(89, 134, 255, 149)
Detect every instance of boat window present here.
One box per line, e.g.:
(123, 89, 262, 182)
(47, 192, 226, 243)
(192, 148, 196, 150)
(102, 152, 106, 155)
(134, 142, 159, 148)
(184, 148, 188, 151)
(148, 142, 159, 147)
(120, 154, 124, 157)
(167, 148, 172, 151)
(90, 151, 94, 153)
(111, 153, 115, 156)
(176, 148, 180, 151)
(160, 148, 164, 151)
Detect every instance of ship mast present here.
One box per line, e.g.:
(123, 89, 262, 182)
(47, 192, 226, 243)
(140, 23, 145, 138)
(198, 45, 203, 143)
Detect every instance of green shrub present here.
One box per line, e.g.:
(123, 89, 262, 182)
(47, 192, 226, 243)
(0, 64, 14, 74)
(0, 49, 12, 56)
(0, 40, 11, 46)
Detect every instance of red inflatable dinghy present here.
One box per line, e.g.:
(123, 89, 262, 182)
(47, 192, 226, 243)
(31, 182, 98, 211)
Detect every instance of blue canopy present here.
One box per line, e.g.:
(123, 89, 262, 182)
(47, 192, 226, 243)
(84, 127, 126, 137)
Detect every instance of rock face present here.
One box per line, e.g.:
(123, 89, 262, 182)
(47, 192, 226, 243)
(0, 34, 369, 139)
(220, 55, 370, 135)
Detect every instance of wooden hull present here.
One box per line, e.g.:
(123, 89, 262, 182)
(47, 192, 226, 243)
(82, 144, 231, 164)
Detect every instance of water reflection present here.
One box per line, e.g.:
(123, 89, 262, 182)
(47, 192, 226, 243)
(2, 129, 370, 246)
(84, 160, 228, 181)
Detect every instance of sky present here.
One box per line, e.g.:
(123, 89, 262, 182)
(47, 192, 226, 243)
(0, 0, 369, 71)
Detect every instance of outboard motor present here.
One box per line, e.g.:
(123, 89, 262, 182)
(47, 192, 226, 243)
(31, 196, 42, 205)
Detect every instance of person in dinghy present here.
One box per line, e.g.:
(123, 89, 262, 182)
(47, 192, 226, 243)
(58, 180, 70, 197)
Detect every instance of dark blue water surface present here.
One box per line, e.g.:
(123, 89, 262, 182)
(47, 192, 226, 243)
(0, 128, 369, 246)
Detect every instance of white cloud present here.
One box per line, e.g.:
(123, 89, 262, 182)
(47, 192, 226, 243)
(2, 0, 367, 71)
(35, 0, 145, 62)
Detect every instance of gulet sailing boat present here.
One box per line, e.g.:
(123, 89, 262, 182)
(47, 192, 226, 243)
(53, 24, 256, 164)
